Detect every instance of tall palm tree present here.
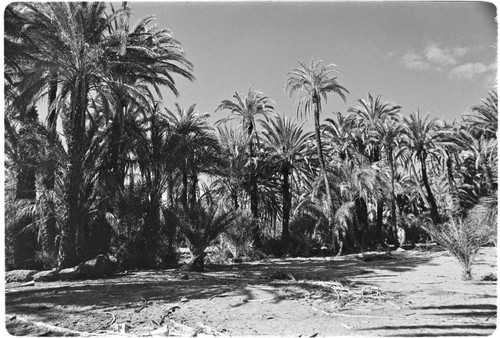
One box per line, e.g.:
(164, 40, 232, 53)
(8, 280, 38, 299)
(323, 111, 356, 162)
(347, 94, 401, 162)
(216, 88, 274, 245)
(97, 6, 194, 189)
(166, 103, 220, 211)
(285, 58, 348, 238)
(347, 94, 401, 243)
(400, 111, 446, 224)
(133, 102, 181, 266)
(11, 2, 194, 268)
(11, 2, 121, 267)
(330, 157, 386, 253)
(212, 126, 249, 210)
(372, 119, 404, 247)
(261, 114, 313, 243)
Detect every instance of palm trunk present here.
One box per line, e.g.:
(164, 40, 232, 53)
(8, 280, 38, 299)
(313, 96, 334, 247)
(281, 166, 291, 243)
(249, 137, 260, 246)
(376, 199, 384, 243)
(355, 197, 369, 249)
(182, 170, 188, 210)
(58, 77, 88, 268)
(389, 152, 399, 248)
(40, 75, 58, 260)
(190, 172, 198, 209)
(191, 249, 205, 272)
(112, 99, 127, 189)
(420, 153, 439, 224)
(137, 190, 161, 268)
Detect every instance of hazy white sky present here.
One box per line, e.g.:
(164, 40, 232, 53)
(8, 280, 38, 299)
(129, 1, 497, 130)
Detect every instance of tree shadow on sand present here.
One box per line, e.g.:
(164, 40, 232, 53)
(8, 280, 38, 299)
(5, 250, 436, 326)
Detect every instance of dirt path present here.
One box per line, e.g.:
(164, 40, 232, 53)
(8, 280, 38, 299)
(4, 246, 497, 336)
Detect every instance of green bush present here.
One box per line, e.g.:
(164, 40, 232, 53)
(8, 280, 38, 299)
(423, 216, 493, 280)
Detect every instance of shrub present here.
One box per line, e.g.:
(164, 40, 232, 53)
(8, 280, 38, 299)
(423, 216, 492, 280)
(178, 204, 237, 272)
(220, 210, 255, 260)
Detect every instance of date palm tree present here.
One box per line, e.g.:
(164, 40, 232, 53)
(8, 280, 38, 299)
(216, 88, 274, 245)
(400, 111, 445, 225)
(178, 204, 237, 272)
(165, 103, 220, 211)
(212, 126, 249, 210)
(285, 58, 348, 239)
(98, 6, 194, 189)
(11, 2, 194, 268)
(261, 114, 313, 243)
(347, 94, 401, 243)
(372, 119, 404, 247)
(11, 2, 120, 267)
(465, 90, 498, 140)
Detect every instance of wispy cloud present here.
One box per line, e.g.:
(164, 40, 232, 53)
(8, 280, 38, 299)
(449, 62, 497, 80)
(401, 52, 430, 70)
(423, 43, 469, 66)
(399, 42, 494, 83)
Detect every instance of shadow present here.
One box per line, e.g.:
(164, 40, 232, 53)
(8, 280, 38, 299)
(412, 303, 497, 319)
(362, 323, 496, 337)
(2, 248, 447, 329)
(388, 332, 494, 337)
(418, 304, 496, 310)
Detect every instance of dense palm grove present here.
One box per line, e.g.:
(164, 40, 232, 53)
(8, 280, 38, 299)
(5, 3, 497, 276)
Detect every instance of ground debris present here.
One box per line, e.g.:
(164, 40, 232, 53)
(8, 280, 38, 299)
(144, 319, 227, 337)
(271, 278, 403, 309)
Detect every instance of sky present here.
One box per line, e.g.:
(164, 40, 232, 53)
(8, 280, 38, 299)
(128, 1, 497, 130)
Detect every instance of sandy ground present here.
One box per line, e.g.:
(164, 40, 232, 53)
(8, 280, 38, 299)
(3, 246, 497, 337)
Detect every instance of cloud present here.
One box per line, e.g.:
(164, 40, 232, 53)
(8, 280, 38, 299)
(423, 43, 471, 66)
(401, 42, 472, 71)
(385, 51, 394, 59)
(399, 42, 495, 84)
(401, 52, 430, 70)
(449, 62, 497, 80)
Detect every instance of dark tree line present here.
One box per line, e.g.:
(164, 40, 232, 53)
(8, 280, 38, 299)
(5, 2, 497, 273)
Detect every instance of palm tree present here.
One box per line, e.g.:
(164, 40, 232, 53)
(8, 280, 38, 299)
(323, 111, 357, 162)
(347, 94, 401, 162)
(465, 90, 498, 140)
(178, 204, 237, 272)
(285, 58, 348, 240)
(216, 88, 274, 245)
(347, 94, 401, 243)
(97, 6, 194, 189)
(132, 102, 181, 267)
(9, 2, 120, 267)
(261, 114, 313, 243)
(400, 111, 446, 225)
(11, 2, 194, 268)
(212, 126, 249, 210)
(372, 119, 404, 247)
(165, 103, 220, 211)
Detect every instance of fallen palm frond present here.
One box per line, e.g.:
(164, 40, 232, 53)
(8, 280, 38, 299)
(270, 278, 402, 309)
